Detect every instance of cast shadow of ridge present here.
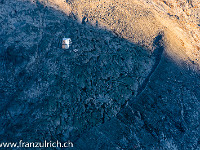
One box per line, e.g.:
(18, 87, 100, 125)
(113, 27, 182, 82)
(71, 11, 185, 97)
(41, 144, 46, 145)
(0, 0, 157, 143)
(0, 0, 199, 150)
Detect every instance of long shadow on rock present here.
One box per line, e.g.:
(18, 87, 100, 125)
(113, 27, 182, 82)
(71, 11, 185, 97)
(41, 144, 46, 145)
(136, 32, 165, 97)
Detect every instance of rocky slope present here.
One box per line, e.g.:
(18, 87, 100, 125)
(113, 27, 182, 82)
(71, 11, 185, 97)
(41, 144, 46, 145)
(0, 0, 199, 149)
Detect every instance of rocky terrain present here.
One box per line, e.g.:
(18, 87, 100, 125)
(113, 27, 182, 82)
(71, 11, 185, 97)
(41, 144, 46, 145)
(0, 0, 199, 149)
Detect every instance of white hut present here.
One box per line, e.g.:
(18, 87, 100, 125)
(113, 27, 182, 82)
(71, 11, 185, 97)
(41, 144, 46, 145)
(62, 38, 72, 49)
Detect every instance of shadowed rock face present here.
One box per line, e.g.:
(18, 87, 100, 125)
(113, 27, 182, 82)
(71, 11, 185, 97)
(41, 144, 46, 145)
(76, 51, 200, 150)
(0, 0, 200, 150)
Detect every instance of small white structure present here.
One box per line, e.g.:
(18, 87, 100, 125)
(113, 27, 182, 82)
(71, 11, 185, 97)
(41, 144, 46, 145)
(62, 38, 72, 49)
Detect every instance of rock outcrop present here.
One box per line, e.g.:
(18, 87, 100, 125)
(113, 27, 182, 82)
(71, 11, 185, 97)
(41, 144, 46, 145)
(0, 0, 199, 149)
